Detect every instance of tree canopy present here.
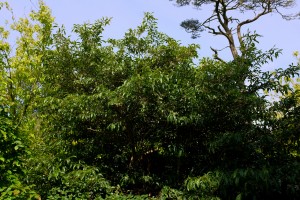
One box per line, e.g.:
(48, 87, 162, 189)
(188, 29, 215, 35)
(170, 0, 300, 60)
(0, 1, 299, 199)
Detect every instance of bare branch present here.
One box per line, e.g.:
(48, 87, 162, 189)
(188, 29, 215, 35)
(237, 1, 271, 50)
(215, 0, 239, 58)
(204, 25, 223, 35)
(217, 25, 227, 37)
(275, 7, 300, 20)
(210, 47, 226, 63)
(215, 1, 225, 29)
(172, 0, 299, 60)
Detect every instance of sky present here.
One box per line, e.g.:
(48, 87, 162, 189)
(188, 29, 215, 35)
(2, 0, 300, 69)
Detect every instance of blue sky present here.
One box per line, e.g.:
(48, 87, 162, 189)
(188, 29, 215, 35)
(3, 0, 300, 69)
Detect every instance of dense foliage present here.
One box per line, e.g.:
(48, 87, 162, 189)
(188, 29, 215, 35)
(0, 1, 299, 199)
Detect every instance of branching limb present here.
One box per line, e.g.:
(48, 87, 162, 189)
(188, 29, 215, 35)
(210, 47, 225, 63)
(215, 0, 239, 58)
(203, 25, 223, 35)
(237, 1, 272, 48)
(275, 7, 300, 20)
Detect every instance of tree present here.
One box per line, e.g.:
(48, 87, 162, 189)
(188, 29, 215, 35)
(170, 0, 300, 61)
(0, 0, 53, 128)
(40, 13, 200, 194)
(0, 1, 53, 199)
(0, 105, 39, 199)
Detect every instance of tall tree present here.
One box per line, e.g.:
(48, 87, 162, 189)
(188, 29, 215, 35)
(0, 1, 53, 199)
(0, 0, 53, 127)
(170, 0, 300, 60)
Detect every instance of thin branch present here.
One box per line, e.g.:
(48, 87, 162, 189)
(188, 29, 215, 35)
(87, 127, 101, 132)
(236, 1, 271, 50)
(275, 7, 300, 20)
(202, 14, 218, 25)
(203, 25, 223, 35)
(217, 25, 227, 38)
(210, 47, 226, 63)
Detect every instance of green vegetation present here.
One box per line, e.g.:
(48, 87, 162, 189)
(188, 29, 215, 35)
(0, 1, 299, 199)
